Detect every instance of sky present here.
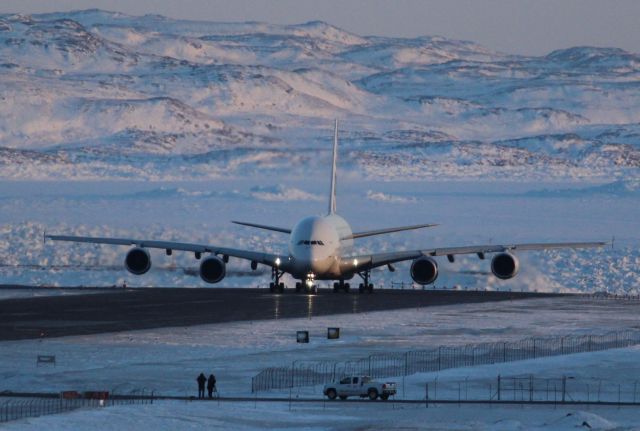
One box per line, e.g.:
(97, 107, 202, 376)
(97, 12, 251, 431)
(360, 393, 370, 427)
(0, 0, 639, 56)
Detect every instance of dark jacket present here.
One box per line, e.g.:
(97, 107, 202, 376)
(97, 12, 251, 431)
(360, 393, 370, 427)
(207, 375, 216, 390)
(197, 373, 207, 388)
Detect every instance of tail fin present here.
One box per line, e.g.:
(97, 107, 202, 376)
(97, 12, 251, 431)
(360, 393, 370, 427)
(328, 119, 338, 215)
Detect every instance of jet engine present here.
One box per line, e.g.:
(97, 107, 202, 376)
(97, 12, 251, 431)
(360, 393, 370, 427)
(491, 252, 520, 280)
(200, 255, 226, 284)
(410, 257, 438, 285)
(125, 247, 151, 275)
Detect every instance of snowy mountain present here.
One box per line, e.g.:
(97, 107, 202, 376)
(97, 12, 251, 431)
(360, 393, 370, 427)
(0, 9, 639, 180)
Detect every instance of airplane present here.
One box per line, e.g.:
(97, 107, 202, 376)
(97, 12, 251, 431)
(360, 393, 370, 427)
(45, 120, 606, 294)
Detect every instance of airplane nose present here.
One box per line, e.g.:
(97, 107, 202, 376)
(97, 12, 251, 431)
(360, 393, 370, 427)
(298, 247, 323, 264)
(295, 247, 327, 271)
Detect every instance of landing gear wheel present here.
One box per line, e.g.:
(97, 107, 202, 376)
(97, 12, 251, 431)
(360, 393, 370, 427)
(333, 282, 340, 293)
(326, 389, 337, 400)
(271, 267, 284, 294)
(344, 283, 350, 293)
(380, 394, 389, 401)
(357, 271, 372, 294)
(368, 388, 378, 400)
(295, 282, 302, 293)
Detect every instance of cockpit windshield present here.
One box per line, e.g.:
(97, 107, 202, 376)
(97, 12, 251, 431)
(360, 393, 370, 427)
(297, 240, 325, 246)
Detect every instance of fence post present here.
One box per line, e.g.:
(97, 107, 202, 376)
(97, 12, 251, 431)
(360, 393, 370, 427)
(438, 347, 442, 371)
(497, 375, 501, 401)
(425, 383, 429, 408)
(404, 352, 408, 378)
(434, 377, 438, 401)
(562, 376, 566, 403)
(618, 384, 621, 406)
(529, 375, 533, 402)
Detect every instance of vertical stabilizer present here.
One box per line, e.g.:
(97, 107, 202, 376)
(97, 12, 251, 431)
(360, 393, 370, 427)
(328, 119, 338, 215)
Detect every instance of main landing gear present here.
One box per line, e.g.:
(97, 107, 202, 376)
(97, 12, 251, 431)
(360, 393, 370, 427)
(333, 280, 350, 293)
(332, 272, 373, 294)
(358, 271, 374, 294)
(269, 267, 285, 293)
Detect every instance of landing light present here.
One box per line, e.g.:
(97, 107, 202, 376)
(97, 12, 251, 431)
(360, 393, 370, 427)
(305, 279, 314, 287)
(275, 257, 281, 267)
(353, 259, 358, 267)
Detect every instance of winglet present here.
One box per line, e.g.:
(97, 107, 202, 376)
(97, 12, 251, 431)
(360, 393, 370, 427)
(328, 119, 338, 215)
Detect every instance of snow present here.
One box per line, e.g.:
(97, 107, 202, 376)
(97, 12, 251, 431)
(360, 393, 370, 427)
(5, 402, 640, 430)
(0, 10, 639, 181)
(0, 179, 637, 292)
(1, 296, 640, 429)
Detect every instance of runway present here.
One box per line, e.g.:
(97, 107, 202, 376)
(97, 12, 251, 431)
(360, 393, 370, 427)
(0, 287, 563, 340)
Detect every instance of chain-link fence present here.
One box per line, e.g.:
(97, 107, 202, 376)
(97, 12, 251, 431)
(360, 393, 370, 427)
(0, 390, 155, 424)
(425, 374, 640, 405)
(252, 329, 640, 393)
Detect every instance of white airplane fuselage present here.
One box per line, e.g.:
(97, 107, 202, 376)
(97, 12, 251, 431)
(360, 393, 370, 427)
(287, 214, 354, 280)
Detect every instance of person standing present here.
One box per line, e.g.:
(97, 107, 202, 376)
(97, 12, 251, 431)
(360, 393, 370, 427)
(197, 373, 207, 399)
(207, 374, 217, 398)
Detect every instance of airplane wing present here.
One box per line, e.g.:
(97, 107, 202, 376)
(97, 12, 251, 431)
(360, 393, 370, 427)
(45, 234, 287, 269)
(343, 241, 608, 271)
(346, 223, 438, 240)
(231, 221, 291, 234)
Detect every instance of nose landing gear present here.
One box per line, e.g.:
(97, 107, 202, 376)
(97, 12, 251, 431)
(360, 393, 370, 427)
(295, 282, 317, 294)
(295, 273, 317, 294)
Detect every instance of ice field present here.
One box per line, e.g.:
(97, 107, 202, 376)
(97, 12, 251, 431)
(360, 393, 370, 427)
(1, 178, 638, 293)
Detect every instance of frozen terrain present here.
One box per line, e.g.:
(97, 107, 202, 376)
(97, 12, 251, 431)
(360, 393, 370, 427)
(0, 179, 638, 293)
(1, 296, 640, 429)
(0, 10, 638, 181)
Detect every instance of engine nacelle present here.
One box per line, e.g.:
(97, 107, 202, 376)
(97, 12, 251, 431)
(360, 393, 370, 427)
(491, 252, 520, 280)
(410, 257, 438, 285)
(200, 256, 226, 284)
(125, 247, 151, 275)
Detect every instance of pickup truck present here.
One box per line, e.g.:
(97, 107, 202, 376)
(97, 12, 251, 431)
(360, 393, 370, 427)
(323, 375, 397, 400)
